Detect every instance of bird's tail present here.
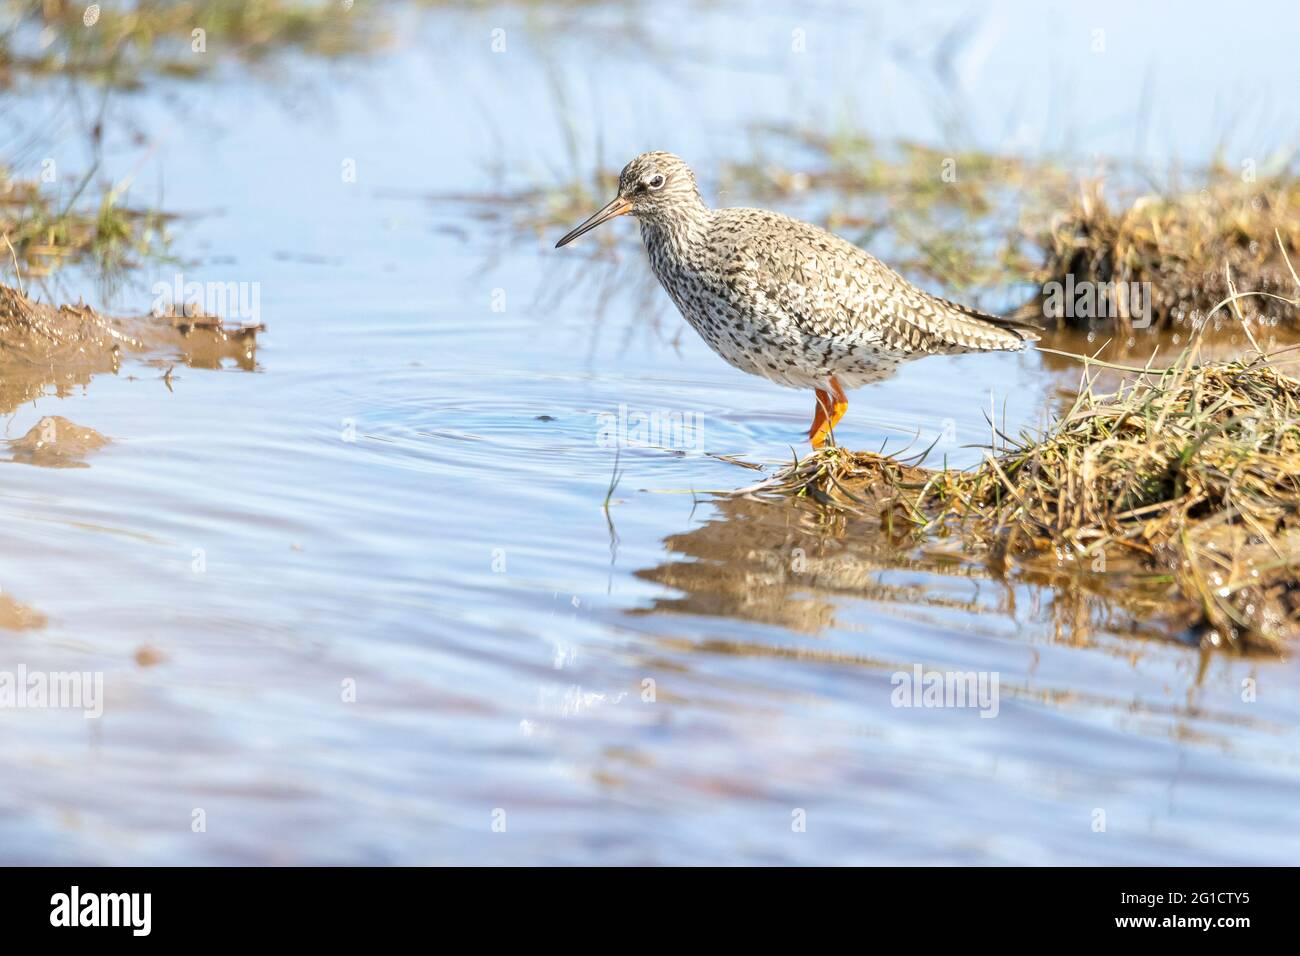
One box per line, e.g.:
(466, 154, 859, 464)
(937, 296, 1042, 350)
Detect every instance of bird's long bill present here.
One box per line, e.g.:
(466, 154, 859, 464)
(555, 196, 632, 248)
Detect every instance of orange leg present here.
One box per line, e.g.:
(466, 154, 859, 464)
(808, 377, 849, 448)
(808, 388, 833, 446)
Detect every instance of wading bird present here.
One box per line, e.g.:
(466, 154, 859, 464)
(556, 151, 1037, 448)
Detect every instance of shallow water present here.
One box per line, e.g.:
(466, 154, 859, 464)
(2, 0, 1299, 864)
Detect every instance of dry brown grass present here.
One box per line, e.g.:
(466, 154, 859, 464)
(1031, 175, 1300, 331)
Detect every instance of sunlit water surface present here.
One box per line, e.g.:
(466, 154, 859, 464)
(1, 1, 1298, 864)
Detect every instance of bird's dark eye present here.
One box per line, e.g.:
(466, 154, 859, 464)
(647, 174, 666, 190)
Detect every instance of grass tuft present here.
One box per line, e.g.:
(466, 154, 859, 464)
(1, 165, 171, 278)
(745, 338, 1300, 652)
(1032, 174, 1300, 331)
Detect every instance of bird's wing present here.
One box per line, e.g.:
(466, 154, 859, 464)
(884, 284, 1041, 353)
(716, 209, 1038, 353)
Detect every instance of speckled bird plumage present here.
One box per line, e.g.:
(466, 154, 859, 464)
(557, 151, 1038, 444)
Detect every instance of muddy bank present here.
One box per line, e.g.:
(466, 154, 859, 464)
(0, 592, 45, 631)
(5, 415, 110, 468)
(0, 283, 260, 414)
(0, 283, 263, 635)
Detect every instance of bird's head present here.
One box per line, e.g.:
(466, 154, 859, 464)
(555, 151, 700, 248)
